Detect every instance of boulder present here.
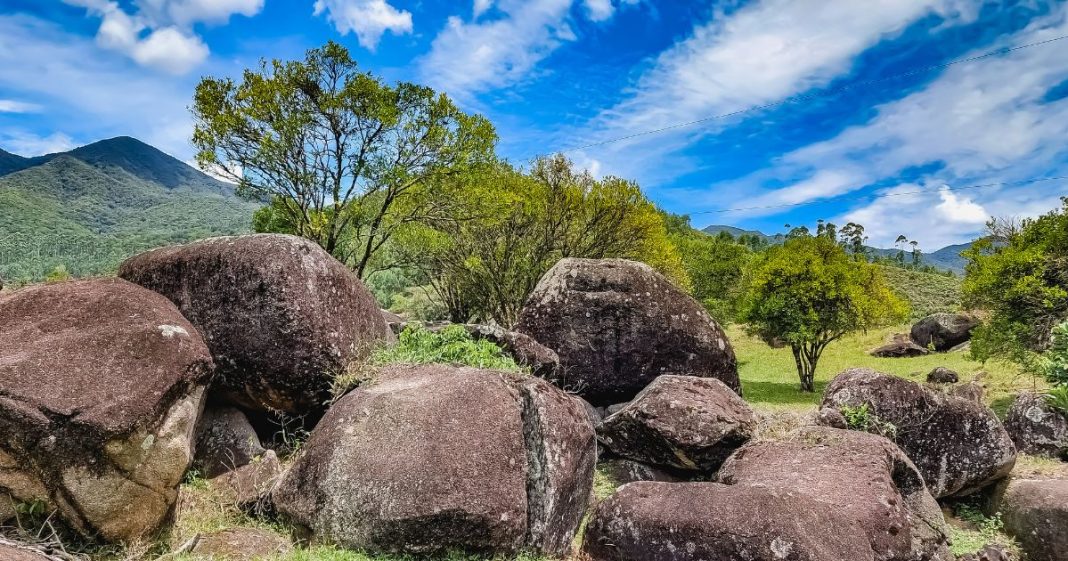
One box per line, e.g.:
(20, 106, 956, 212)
(597, 375, 757, 472)
(911, 313, 980, 352)
(1004, 392, 1068, 458)
(213, 450, 283, 509)
(194, 405, 267, 479)
(718, 427, 951, 560)
(989, 478, 1068, 561)
(514, 258, 738, 405)
(958, 545, 1018, 561)
(465, 323, 561, 377)
(119, 234, 391, 414)
(871, 333, 930, 357)
(272, 365, 596, 556)
(819, 368, 1016, 498)
(927, 367, 960, 384)
(949, 381, 985, 403)
(189, 528, 293, 560)
(0, 542, 55, 561)
(0, 279, 212, 543)
(598, 460, 683, 486)
(583, 482, 878, 561)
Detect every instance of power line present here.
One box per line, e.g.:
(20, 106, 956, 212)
(689, 175, 1068, 215)
(559, 33, 1068, 154)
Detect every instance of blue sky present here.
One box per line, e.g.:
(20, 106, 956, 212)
(1, 0, 1067, 249)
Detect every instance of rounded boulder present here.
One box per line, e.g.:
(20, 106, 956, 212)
(819, 368, 1016, 498)
(515, 258, 738, 406)
(272, 365, 596, 556)
(0, 279, 212, 542)
(1004, 392, 1068, 458)
(119, 234, 391, 414)
(911, 312, 980, 352)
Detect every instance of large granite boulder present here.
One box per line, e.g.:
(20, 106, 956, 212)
(515, 258, 738, 405)
(583, 482, 878, 561)
(119, 234, 391, 414)
(911, 313, 980, 351)
(718, 427, 951, 560)
(1004, 392, 1068, 458)
(989, 478, 1068, 561)
(819, 368, 1016, 498)
(0, 279, 212, 542)
(871, 333, 929, 358)
(272, 365, 596, 556)
(597, 375, 757, 473)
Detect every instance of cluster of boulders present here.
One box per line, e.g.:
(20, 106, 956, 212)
(872, 312, 979, 357)
(4, 234, 1068, 561)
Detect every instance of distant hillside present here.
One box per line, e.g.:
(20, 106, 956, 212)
(703, 223, 971, 274)
(878, 266, 963, 320)
(0, 137, 259, 282)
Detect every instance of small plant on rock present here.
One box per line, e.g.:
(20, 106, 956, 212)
(370, 324, 523, 372)
(840, 404, 899, 439)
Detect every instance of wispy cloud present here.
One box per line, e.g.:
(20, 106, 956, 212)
(0, 131, 77, 157)
(313, 0, 413, 51)
(0, 99, 42, 113)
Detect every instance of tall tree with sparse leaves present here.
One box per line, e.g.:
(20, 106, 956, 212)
(191, 41, 497, 278)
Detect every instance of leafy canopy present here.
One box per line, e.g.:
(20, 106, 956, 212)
(963, 198, 1068, 367)
(742, 233, 908, 391)
(192, 41, 497, 277)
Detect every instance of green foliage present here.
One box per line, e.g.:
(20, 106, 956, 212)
(964, 199, 1068, 367)
(1043, 321, 1068, 386)
(949, 504, 1016, 557)
(43, 264, 72, 283)
(370, 324, 523, 371)
(840, 404, 898, 439)
(666, 213, 753, 324)
(741, 234, 909, 391)
(877, 265, 963, 320)
(1046, 385, 1068, 416)
(193, 41, 497, 279)
(395, 157, 689, 325)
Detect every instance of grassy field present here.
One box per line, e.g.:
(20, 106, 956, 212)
(729, 324, 1034, 416)
(878, 266, 964, 320)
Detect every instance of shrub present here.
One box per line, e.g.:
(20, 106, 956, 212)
(371, 325, 523, 371)
(840, 404, 898, 439)
(1046, 386, 1068, 416)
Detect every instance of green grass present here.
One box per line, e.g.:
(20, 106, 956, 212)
(878, 265, 963, 320)
(730, 324, 1031, 414)
(945, 504, 1018, 558)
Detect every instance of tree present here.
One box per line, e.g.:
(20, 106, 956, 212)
(741, 234, 908, 392)
(397, 156, 689, 325)
(191, 41, 497, 278)
(839, 222, 868, 259)
(665, 213, 754, 324)
(963, 198, 1068, 367)
(910, 240, 922, 267)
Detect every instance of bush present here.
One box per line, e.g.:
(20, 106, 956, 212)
(840, 404, 898, 439)
(370, 325, 523, 371)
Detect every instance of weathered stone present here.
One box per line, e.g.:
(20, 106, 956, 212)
(212, 450, 282, 509)
(989, 478, 1068, 561)
(820, 368, 1016, 498)
(273, 365, 596, 556)
(958, 544, 1018, 561)
(597, 376, 757, 472)
(871, 333, 930, 357)
(583, 482, 877, 561)
(189, 528, 293, 560)
(911, 313, 980, 352)
(119, 234, 391, 414)
(0, 279, 212, 543)
(718, 427, 951, 560)
(194, 405, 267, 479)
(0, 543, 53, 561)
(949, 382, 985, 403)
(927, 367, 960, 384)
(1004, 392, 1068, 458)
(515, 258, 738, 405)
(598, 459, 683, 486)
(465, 323, 561, 377)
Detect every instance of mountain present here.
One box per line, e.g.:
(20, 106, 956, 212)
(0, 136, 260, 281)
(701, 223, 972, 274)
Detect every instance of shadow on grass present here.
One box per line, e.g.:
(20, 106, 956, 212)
(741, 380, 827, 407)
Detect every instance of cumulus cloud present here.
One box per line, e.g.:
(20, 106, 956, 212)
(0, 99, 42, 113)
(473, 0, 494, 18)
(314, 0, 413, 51)
(61, 0, 261, 74)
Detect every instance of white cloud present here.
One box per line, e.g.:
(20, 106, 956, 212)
(936, 187, 989, 224)
(314, 0, 414, 51)
(0, 99, 42, 113)
(583, 0, 614, 22)
(418, 0, 575, 99)
(61, 0, 261, 74)
(570, 0, 976, 184)
(473, 0, 494, 18)
(0, 131, 77, 157)
(0, 14, 197, 159)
